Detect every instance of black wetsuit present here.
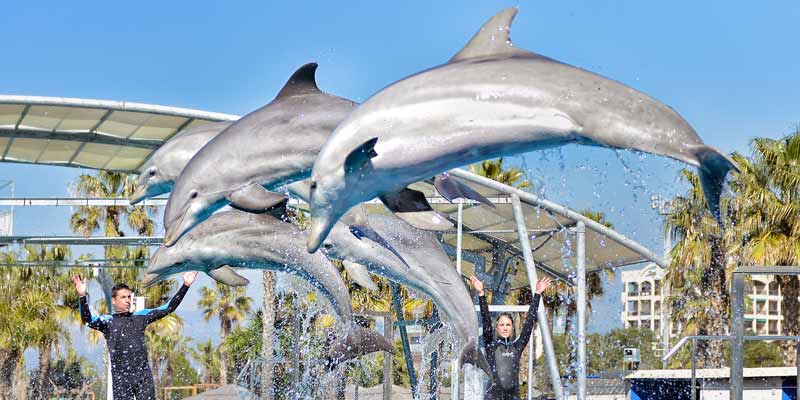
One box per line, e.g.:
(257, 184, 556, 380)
(79, 284, 189, 399)
(479, 293, 541, 400)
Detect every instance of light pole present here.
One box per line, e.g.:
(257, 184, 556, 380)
(649, 194, 673, 368)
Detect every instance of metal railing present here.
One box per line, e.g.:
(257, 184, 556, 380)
(662, 334, 800, 400)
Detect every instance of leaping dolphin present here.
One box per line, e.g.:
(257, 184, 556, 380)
(143, 210, 394, 364)
(305, 7, 739, 252)
(129, 121, 232, 204)
(287, 181, 491, 375)
(162, 63, 490, 247)
(162, 63, 358, 247)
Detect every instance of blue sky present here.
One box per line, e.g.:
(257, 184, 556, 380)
(2, 0, 799, 370)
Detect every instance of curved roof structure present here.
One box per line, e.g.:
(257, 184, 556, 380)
(0, 95, 239, 172)
(0, 95, 659, 285)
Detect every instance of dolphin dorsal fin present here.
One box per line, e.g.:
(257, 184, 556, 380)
(276, 63, 320, 98)
(450, 7, 523, 63)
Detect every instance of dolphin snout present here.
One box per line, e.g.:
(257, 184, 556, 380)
(142, 273, 160, 288)
(129, 184, 148, 205)
(307, 215, 331, 253)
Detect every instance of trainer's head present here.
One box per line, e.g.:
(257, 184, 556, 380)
(111, 283, 132, 313)
(496, 313, 514, 339)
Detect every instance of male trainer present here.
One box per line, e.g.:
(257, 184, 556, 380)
(73, 271, 197, 399)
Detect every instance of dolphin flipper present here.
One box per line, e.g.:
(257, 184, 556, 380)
(692, 145, 740, 224)
(379, 188, 453, 231)
(434, 173, 494, 208)
(328, 326, 395, 367)
(207, 265, 250, 286)
(226, 183, 287, 213)
(459, 337, 492, 377)
(342, 261, 378, 291)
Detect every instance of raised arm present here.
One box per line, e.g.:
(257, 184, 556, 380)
(139, 271, 197, 325)
(470, 276, 494, 346)
(514, 293, 540, 351)
(74, 274, 108, 332)
(515, 277, 552, 351)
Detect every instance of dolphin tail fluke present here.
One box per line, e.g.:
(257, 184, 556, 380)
(434, 173, 495, 208)
(379, 188, 453, 231)
(328, 326, 395, 367)
(459, 337, 492, 377)
(692, 145, 740, 224)
(206, 265, 250, 286)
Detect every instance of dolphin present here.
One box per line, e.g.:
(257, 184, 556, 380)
(143, 210, 394, 363)
(305, 7, 739, 252)
(130, 121, 232, 204)
(161, 63, 358, 247)
(287, 181, 491, 375)
(162, 62, 491, 247)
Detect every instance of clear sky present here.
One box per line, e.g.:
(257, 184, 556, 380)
(2, 0, 799, 370)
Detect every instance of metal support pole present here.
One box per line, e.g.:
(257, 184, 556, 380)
(391, 282, 418, 393)
(511, 194, 564, 400)
(576, 221, 587, 400)
(383, 313, 394, 400)
(456, 201, 463, 275)
(731, 273, 745, 400)
(428, 307, 440, 400)
(690, 338, 697, 400)
(452, 200, 464, 400)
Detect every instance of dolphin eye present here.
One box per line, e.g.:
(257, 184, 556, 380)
(322, 243, 333, 250)
(148, 167, 156, 176)
(310, 182, 317, 191)
(190, 190, 198, 199)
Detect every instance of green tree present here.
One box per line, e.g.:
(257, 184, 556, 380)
(198, 283, 253, 384)
(469, 158, 531, 189)
(190, 340, 222, 385)
(664, 168, 736, 368)
(727, 133, 800, 365)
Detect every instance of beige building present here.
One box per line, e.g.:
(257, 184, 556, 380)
(621, 263, 787, 338)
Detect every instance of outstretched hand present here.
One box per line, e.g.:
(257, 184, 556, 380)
(72, 274, 87, 297)
(182, 271, 198, 286)
(469, 275, 484, 296)
(535, 277, 553, 294)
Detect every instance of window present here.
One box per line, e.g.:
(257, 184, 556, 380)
(641, 300, 652, 316)
(769, 300, 779, 315)
(769, 281, 779, 296)
(654, 280, 662, 296)
(756, 300, 767, 314)
(654, 300, 661, 315)
(627, 282, 639, 297)
(627, 320, 637, 329)
(754, 281, 766, 295)
(756, 320, 766, 334)
(769, 320, 779, 335)
(641, 281, 653, 296)
(654, 320, 661, 335)
(628, 301, 639, 316)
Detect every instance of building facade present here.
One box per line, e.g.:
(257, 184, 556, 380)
(621, 263, 788, 338)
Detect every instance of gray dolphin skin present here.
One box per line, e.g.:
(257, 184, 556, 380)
(286, 181, 491, 375)
(305, 7, 739, 252)
(162, 62, 358, 247)
(143, 210, 393, 363)
(130, 121, 232, 204)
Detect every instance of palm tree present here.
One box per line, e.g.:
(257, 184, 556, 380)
(145, 313, 190, 390)
(728, 133, 800, 365)
(469, 158, 532, 189)
(191, 340, 222, 384)
(21, 245, 73, 400)
(664, 169, 736, 368)
(198, 283, 253, 384)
